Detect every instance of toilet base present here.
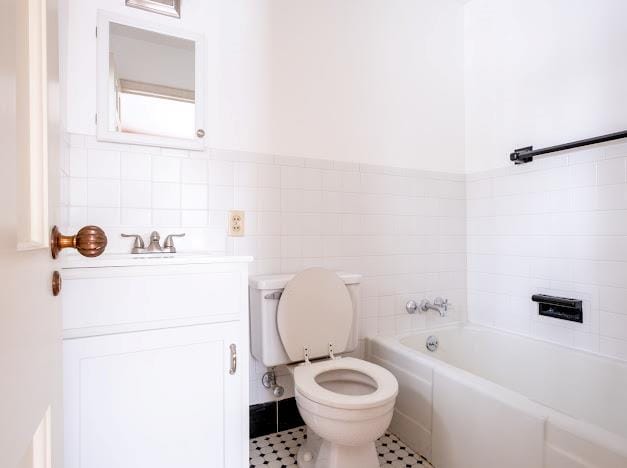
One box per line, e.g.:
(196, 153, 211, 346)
(297, 427, 379, 468)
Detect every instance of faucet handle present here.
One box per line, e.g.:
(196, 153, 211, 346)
(121, 233, 145, 254)
(163, 233, 185, 253)
(434, 297, 449, 312)
(406, 300, 418, 314)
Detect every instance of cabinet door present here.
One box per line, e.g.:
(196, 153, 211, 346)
(64, 322, 246, 468)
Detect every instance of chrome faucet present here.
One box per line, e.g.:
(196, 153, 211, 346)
(146, 231, 163, 253)
(121, 231, 185, 254)
(406, 297, 449, 317)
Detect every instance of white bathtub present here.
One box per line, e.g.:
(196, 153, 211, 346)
(368, 325, 627, 468)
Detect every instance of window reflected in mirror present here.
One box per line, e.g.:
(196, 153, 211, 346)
(108, 23, 195, 140)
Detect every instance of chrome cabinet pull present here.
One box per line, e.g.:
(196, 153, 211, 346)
(229, 344, 237, 375)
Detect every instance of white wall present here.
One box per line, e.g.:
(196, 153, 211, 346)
(465, 0, 627, 172)
(466, 145, 627, 362)
(464, 0, 627, 362)
(60, 0, 467, 407)
(59, 133, 467, 404)
(63, 0, 465, 172)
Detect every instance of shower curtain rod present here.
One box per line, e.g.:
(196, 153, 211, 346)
(509, 129, 627, 164)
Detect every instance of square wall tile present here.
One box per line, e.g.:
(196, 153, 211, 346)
(69, 147, 88, 177)
(121, 153, 152, 181)
(181, 184, 208, 210)
(152, 156, 181, 182)
(87, 179, 120, 207)
(121, 181, 151, 209)
(88, 149, 120, 179)
(121, 208, 151, 226)
(181, 159, 208, 184)
(153, 182, 181, 209)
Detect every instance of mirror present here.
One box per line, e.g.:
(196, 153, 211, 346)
(97, 13, 205, 150)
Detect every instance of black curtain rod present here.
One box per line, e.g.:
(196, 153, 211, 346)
(510, 129, 627, 164)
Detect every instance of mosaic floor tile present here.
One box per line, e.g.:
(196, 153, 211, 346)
(249, 426, 433, 468)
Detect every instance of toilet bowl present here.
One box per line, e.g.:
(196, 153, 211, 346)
(248, 268, 399, 468)
(291, 357, 398, 468)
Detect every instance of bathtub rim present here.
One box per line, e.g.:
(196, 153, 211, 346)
(367, 323, 627, 460)
(392, 322, 627, 369)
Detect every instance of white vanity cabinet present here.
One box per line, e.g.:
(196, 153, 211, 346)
(61, 255, 252, 468)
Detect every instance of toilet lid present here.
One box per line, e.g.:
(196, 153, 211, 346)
(277, 268, 354, 362)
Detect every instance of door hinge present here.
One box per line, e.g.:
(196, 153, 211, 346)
(94, 113, 97, 124)
(95, 27, 98, 37)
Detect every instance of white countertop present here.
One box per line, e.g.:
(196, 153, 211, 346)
(60, 252, 254, 269)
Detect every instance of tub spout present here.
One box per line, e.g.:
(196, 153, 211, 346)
(419, 298, 448, 317)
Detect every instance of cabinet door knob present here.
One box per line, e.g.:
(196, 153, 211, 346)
(50, 225, 108, 259)
(52, 271, 62, 296)
(229, 343, 237, 375)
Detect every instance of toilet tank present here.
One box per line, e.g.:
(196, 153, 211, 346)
(249, 272, 362, 368)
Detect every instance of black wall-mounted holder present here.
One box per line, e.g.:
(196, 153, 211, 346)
(532, 294, 583, 323)
(510, 130, 627, 164)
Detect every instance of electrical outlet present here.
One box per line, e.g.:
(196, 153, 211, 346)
(228, 210, 245, 236)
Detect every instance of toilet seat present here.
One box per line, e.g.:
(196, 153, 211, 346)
(294, 357, 398, 410)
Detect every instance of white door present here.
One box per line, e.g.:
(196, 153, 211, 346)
(0, 1, 62, 468)
(63, 322, 244, 468)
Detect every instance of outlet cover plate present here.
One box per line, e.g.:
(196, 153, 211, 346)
(229, 210, 245, 237)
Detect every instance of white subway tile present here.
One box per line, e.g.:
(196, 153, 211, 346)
(121, 181, 151, 209)
(208, 161, 234, 186)
(69, 206, 87, 226)
(181, 184, 208, 210)
(152, 182, 181, 209)
(69, 178, 88, 204)
(69, 147, 88, 177)
(121, 153, 152, 181)
(152, 209, 181, 226)
(600, 286, 627, 315)
(181, 159, 208, 184)
(87, 207, 120, 226)
(88, 149, 120, 179)
(121, 208, 151, 226)
(597, 157, 626, 185)
(234, 162, 258, 187)
(181, 210, 208, 227)
(152, 156, 181, 182)
(600, 311, 627, 340)
(87, 179, 120, 207)
(600, 336, 627, 361)
(258, 165, 281, 188)
(209, 186, 234, 210)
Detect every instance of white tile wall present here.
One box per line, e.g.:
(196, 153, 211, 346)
(467, 143, 627, 363)
(59, 133, 627, 405)
(59, 133, 467, 405)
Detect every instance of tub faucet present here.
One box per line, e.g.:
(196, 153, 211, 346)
(406, 297, 449, 317)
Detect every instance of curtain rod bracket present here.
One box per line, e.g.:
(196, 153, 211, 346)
(510, 146, 534, 164)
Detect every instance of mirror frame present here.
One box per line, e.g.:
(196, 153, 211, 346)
(96, 11, 206, 151)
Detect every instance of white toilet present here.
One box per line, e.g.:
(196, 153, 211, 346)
(249, 268, 398, 468)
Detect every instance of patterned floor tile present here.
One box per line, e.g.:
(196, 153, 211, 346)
(249, 426, 432, 468)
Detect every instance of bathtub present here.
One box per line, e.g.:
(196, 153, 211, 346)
(368, 324, 627, 468)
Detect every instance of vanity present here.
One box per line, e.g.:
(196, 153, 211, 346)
(61, 254, 251, 468)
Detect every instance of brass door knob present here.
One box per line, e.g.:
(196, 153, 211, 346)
(50, 225, 108, 259)
(52, 271, 62, 296)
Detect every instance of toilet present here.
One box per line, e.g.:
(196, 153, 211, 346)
(249, 268, 398, 468)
